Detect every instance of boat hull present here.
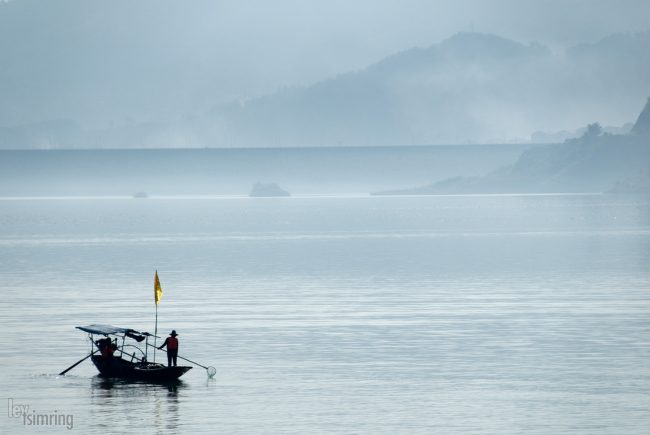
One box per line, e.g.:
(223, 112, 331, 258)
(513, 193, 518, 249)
(91, 355, 191, 381)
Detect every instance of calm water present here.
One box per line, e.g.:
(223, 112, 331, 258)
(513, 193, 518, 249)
(1, 194, 649, 434)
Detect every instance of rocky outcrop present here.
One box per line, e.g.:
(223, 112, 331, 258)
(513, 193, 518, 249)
(374, 98, 650, 195)
(249, 182, 290, 197)
(631, 97, 650, 136)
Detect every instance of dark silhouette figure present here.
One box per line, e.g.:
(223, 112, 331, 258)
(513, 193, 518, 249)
(96, 337, 116, 359)
(158, 330, 179, 367)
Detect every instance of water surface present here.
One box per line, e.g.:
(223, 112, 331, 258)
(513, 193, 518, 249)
(1, 194, 649, 433)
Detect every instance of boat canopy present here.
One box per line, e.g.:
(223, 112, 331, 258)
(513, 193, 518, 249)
(76, 324, 155, 337)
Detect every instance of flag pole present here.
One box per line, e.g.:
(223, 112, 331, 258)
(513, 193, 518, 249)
(154, 303, 158, 363)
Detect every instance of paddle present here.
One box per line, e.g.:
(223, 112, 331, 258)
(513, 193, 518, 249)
(59, 349, 99, 375)
(146, 343, 216, 378)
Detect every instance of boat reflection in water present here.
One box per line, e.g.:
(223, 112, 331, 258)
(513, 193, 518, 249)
(89, 375, 183, 433)
(92, 376, 185, 394)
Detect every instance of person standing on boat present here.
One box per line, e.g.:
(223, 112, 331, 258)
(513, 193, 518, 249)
(158, 330, 179, 366)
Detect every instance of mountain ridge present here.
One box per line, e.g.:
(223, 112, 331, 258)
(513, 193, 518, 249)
(1, 28, 649, 148)
(207, 31, 649, 147)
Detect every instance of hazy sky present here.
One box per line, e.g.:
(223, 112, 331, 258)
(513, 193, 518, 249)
(130, 0, 650, 95)
(1, 0, 649, 133)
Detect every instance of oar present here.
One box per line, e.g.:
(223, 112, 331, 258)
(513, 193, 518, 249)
(59, 349, 99, 375)
(146, 343, 216, 378)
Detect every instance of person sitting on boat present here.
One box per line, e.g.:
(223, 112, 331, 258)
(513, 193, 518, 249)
(96, 337, 116, 359)
(158, 330, 179, 367)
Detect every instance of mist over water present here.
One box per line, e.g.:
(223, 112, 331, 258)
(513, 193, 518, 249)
(0, 146, 529, 196)
(1, 194, 649, 433)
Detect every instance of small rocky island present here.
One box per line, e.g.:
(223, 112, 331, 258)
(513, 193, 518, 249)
(249, 182, 291, 197)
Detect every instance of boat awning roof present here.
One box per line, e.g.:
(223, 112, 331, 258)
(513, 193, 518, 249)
(76, 324, 156, 336)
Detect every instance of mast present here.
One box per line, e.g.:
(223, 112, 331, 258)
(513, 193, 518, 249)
(154, 303, 158, 363)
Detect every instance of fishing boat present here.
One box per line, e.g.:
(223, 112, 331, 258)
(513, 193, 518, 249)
(60, 273, 216, 381)
(72, 324, 192, 381)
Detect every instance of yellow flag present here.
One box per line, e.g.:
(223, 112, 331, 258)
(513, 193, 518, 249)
(154, 271, 163, 305)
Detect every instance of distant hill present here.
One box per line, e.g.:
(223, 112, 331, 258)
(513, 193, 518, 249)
(376, 99, 650, 194)
(205, 31, 650, 147)
(1, 25, 650, 148)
